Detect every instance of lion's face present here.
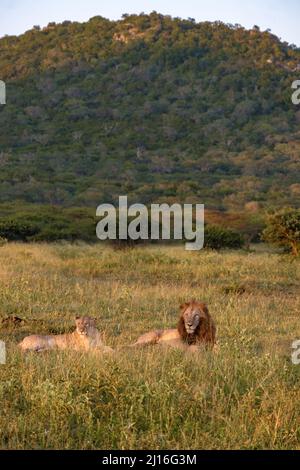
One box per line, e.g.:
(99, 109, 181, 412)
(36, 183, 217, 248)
(178, 300, 215, 347)
(180, 302, 202, 334)
(75, 317, 96, 336)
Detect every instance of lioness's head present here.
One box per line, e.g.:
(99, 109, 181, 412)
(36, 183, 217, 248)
(75, 317, 96, 336)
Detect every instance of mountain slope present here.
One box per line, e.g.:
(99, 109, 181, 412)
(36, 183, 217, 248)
(0, 13, 299, 210)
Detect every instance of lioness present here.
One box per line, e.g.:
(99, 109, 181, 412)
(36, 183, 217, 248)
(18, 317, 113, 353)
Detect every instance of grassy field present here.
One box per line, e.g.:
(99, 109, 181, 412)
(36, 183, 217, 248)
(0, 242, 299, 450)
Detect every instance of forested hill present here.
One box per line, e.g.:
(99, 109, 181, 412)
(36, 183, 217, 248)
(0, 12, 300, 211)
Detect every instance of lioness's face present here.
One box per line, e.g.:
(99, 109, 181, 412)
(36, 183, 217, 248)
(181, 304, 201, 334)
(75, 317, 96, 336)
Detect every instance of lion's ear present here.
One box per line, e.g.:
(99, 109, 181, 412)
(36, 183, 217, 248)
(180, 302, 189, 311)
(198, 302, 209, 317)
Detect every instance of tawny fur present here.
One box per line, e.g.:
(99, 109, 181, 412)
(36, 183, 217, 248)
(132, 301, 216, 351)
(18, 317, 113, 353)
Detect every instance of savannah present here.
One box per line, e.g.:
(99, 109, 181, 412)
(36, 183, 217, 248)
(0, 242, 299, 450)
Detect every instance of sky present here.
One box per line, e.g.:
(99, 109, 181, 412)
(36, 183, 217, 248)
(0, 0, 299, 46)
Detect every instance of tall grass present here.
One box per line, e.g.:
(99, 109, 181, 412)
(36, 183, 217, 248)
(0, 243, 299, 449)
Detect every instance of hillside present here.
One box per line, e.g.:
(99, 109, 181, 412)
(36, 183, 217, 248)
(0, 12, 300, 211)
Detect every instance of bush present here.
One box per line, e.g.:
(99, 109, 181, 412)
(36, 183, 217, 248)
(262, 208, 300, 256)
(0, 205, 97, 243)
(204, 225, 244, 250)
(0, 220, 40, 241)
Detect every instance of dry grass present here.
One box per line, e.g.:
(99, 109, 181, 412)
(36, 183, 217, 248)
(0, 242, 299, 449)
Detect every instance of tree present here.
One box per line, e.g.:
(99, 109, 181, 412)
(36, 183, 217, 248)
(262, 208, 300, 256)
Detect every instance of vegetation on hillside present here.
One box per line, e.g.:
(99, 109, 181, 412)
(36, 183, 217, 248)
(0, 13, 300, 210)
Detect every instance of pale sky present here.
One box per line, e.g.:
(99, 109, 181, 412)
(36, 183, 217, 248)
(0, 0, 299, 46)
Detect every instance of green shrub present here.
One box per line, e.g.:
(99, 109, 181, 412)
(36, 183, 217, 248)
(262, 208, 300, 256)
(0, 219, 40, 241)
(0, 205, 97, 243)
(204, 225, 244, 250)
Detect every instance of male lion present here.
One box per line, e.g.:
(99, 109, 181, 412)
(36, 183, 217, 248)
(18, 317, 113, 353)
(132, 301, 216, 351)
